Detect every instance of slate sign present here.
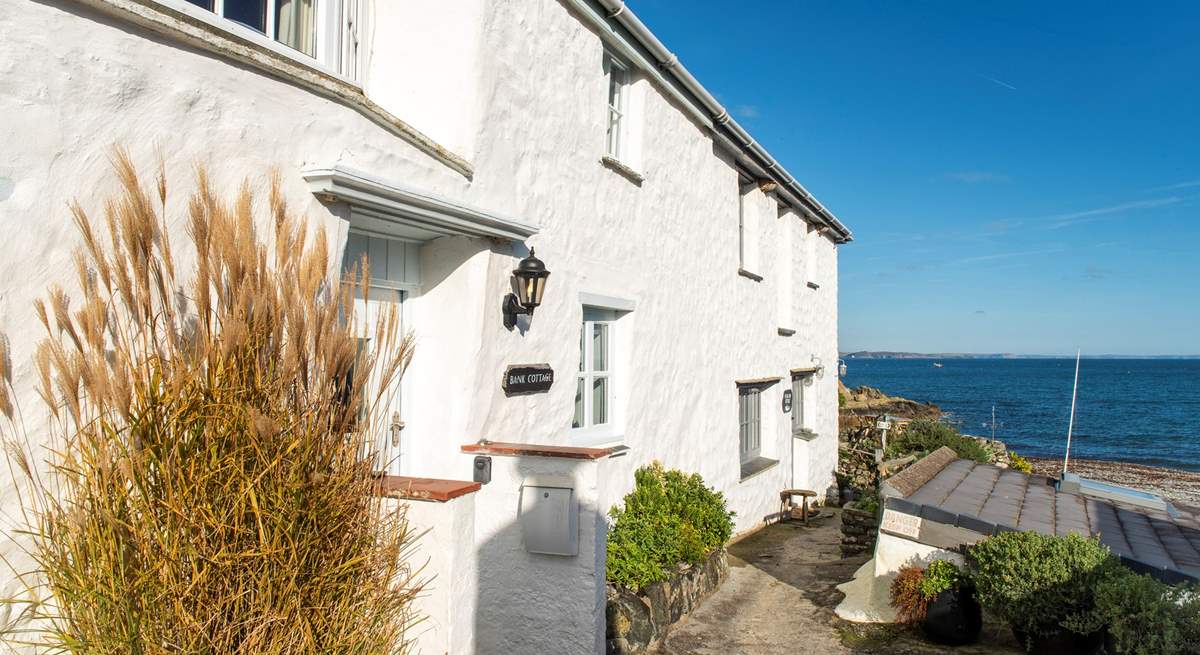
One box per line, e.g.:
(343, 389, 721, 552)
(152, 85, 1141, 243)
(503, 364, 554, 396)
(782, 389, 794, 413)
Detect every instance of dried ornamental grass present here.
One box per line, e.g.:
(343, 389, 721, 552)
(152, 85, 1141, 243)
(890, 565, 929, 624)
(1, 150, 422, 654)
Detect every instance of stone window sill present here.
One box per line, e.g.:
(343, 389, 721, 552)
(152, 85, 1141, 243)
(85, 0, 472, 179)
(600, 156, 645, 185)
(739, 457, 779, 482)
(737, 268, 763, 282)
(777, 327, 796, 337)
(807, 281, 821, 290)
(793, 428, 818, 441)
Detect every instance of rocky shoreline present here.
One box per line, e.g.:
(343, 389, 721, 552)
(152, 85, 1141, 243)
(1028, 456, 1200, 509)
(838, 382, 1200, 508)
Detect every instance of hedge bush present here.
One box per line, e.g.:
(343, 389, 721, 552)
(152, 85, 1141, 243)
(606, 463, 734, 590)
(885, 419, 991, 463)
(1066, 567, 1200, 655)
(968, 532, 1118, 639)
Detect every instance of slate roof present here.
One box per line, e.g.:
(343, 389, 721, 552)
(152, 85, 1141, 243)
(885, 452, 1200, 584)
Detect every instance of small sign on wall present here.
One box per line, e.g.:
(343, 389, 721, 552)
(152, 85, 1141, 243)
(503, 364, 555, 396)
(782, 389, 793, 413)
(881, 509, 922, 539)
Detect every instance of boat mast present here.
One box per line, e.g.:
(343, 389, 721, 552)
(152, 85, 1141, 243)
(1062, 349, 1081, 475)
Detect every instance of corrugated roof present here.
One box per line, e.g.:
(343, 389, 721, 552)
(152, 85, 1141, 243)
(886, 455, 1200, 584)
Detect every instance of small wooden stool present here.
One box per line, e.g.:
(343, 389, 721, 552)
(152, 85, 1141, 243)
(780, 489, 818, 524)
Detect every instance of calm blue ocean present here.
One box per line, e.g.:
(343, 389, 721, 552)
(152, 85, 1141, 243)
(841, 358, 1200, 471)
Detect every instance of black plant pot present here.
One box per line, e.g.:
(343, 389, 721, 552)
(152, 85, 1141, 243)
(1012, 625, 1105, 655)
(921, 586, 982, 645)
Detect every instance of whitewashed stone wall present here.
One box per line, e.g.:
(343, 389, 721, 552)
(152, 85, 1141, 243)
(0, 0, 845, 650)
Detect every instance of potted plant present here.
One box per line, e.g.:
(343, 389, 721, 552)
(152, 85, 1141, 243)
(919, 560, 982, 645)
(968, 532, 1116, 655)
(890, 561, 982, 645)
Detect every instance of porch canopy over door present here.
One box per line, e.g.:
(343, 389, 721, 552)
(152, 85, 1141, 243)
(303, 165, 540, 243)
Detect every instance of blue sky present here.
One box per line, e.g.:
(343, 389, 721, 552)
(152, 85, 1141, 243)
(630, 1, 1200, 355)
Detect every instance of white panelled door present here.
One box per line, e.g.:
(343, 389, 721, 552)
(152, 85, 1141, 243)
(343, 230, 419, 476)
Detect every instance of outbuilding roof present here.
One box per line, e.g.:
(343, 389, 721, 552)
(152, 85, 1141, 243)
(883, 447, 1200, 584)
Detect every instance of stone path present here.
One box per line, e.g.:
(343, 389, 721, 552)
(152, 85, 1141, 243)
(652, 509, 1022, 655)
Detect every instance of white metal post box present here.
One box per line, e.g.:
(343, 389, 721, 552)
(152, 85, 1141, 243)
(519, 482, 578, 556)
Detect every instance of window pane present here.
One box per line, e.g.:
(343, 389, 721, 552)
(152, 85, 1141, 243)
(592, 376, 608, 425)
(224, 0, 267, 33)
(592, 323, 608, 372)
(573, 378, 585, 428)
(276, 0, 317, 56)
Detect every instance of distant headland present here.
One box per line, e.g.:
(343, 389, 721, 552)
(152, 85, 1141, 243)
(841, 351, 1200, 360)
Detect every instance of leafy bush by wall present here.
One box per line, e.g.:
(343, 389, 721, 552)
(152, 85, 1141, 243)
(920, 559, 965, 599)
(886, 419, 991, 463)
(606, 463, 734, 590)
(968, 532, 1118, 639)
(1066, 568, 1200, 655)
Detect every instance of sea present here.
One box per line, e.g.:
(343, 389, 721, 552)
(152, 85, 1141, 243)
(840, 358, 1200, 472)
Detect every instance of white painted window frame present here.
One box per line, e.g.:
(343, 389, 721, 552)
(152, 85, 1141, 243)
(738, 386, 763, 464)
(574, 311, 615, 434)
(157, 0, 361, 81)
(791, 374, 810, 435)
(605, 54, 630, 161)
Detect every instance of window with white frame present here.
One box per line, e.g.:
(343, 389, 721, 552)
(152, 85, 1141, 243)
(574, 308, 616, 430)
(792, 373, 813, 436)
(182, 0, 359, 76)
(605, 55, 630, 160)
(738, 385, 762, 464)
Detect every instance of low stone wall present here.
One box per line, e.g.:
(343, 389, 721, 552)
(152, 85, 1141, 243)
(840, 507, 880, 557)
(605, 549, 729, 654)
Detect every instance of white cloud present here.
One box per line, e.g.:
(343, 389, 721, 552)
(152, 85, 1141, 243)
(733, 104, 760, 119)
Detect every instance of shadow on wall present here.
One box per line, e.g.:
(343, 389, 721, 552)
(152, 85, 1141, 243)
(473, 469, 610, 654)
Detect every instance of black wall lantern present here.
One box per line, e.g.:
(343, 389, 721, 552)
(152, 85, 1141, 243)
(503, 249, 550, 329)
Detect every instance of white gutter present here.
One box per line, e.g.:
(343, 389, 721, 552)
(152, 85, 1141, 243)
(573, 0, 853, 243)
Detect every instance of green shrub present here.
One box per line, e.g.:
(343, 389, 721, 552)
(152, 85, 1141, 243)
(852, 487, 880, 515)
(886, 419, 991, 463)
(968, 532, 1118, 639)
(1066, 568, 1199, 655)
(1008, 451, 1033, 474)
(920, 559, 966, 599)
(606, 463, 734, 590)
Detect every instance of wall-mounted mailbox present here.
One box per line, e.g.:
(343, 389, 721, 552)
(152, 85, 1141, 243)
(519, 480, 578, 556)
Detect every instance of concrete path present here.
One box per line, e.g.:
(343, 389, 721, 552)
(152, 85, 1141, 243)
(652, 509, 1022, 655)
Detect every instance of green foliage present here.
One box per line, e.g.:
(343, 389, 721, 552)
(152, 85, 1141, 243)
(885, 419, 991, 463)
(838, 391, 847, 408)
(920, 560, 966, 599)
(968, 532, 1118, 639)
(1065, 568, 1200, 655)
(606, 463, 734, 590)
(1008, 451, 1033, 474)
(852, 487, 880, 515)
(889, 566, 929, 624)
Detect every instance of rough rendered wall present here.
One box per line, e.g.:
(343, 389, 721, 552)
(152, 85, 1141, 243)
(0, 0, 845, 650)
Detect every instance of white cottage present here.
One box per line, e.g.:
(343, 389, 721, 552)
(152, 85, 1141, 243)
(0, 0, 852, 652)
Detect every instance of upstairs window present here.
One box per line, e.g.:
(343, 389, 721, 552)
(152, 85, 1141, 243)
(182, 0, 358, 76)
(605, 55, 630, 160)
